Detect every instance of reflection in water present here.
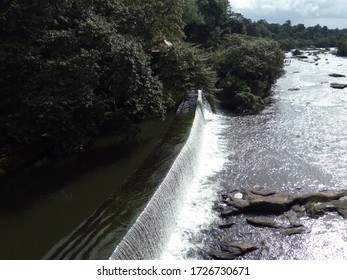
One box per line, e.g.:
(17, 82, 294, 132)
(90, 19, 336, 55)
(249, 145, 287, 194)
(0, 116, 173, 259)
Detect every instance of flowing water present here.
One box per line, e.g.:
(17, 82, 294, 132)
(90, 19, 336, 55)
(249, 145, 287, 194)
(161, 51, 347, 260)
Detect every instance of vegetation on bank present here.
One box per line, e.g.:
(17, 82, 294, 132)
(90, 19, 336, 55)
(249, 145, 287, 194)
(1, 0, 345, 165)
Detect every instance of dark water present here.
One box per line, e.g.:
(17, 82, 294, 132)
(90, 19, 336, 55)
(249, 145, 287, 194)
(0, 116, 173, 259)
(163, 52, 347, 259)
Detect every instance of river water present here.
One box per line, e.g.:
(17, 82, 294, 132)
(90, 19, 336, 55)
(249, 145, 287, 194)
(162, 51, 347, 260)
(2, 51, 346, 260)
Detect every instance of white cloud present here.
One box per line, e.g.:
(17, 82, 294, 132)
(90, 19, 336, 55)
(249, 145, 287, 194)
(228, 0, 347, 28)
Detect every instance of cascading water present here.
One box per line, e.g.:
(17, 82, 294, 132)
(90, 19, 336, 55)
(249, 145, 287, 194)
(110, 91, 206, 260)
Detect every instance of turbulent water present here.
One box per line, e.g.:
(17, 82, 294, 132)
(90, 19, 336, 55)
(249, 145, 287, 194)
(162, 51, 347, 260)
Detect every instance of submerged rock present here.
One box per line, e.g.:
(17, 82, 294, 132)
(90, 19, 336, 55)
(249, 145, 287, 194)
(329, 73, 346, 78)
(288, 88, 300, 91)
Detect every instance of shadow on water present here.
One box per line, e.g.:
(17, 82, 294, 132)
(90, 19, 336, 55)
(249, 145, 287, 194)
(0, 115, 174, 259)
(44, 111, 196, 260)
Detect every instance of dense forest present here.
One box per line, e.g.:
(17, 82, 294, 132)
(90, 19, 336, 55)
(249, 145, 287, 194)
(1, 0, 347, 171)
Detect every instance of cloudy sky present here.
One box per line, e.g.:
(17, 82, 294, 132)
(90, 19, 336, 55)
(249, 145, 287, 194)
(228, 0, 347, 29)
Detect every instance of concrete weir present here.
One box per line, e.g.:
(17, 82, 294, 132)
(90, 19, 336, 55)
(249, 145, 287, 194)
(110, 90, 206, 260)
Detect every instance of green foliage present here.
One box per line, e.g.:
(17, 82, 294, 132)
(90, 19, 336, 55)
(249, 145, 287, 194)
(338, 40, 347, 56)
(0, 0, 177, 154)
(213, 34, 284, 113)
(154, 42, 217, 103)
(116, 0, 185, 45)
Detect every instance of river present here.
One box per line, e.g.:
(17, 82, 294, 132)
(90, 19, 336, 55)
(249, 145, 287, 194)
(162, 51, 347, 259)
(2, 51, 347, 260)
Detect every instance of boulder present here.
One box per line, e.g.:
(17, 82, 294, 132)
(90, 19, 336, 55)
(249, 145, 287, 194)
(331, 83, 347, 89)
(246, 192, 294, 213)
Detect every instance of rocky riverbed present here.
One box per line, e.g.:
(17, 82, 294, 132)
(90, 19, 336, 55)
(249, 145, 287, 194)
(207, 187, 347, 260)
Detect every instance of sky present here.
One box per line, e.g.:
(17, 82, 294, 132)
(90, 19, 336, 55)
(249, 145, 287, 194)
(228, 0, 347, 29)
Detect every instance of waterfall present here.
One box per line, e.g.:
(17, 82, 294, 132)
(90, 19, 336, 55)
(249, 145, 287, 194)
(110, 91, 206, 260)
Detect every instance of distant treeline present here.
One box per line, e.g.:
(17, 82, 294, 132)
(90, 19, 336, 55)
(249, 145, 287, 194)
(183, 0, 347, 51)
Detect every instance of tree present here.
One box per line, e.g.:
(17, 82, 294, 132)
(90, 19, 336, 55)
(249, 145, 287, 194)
(116, 0, 185, 45)
(0, 0, 171, 154)
(213, 35, 284, 113)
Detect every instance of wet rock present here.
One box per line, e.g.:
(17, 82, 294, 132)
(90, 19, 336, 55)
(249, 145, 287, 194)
(225, 196, 250, 208)
(295, 55, 308, 59)
(220, 240, 258, 256)
(305, 202, 337, 218)
(288, 88, 300, 91)
(221, 206, 240, 217)
(221, 188, 347, 217)
(332, 199, 347, 218)
(284, 210, 303, 227)
(291, 205, 305, 213)
(246, 217, 280, 228)
(329, 73, 346, 78)
(250, 187, 276, 196)
(218, 221, 235, 229)
(294, 190, 347, 205)
(282, 226, 308, 236)
(246, 192, 294, 213)
(209, 251, 237, 260)
(330, 83, 347, 89)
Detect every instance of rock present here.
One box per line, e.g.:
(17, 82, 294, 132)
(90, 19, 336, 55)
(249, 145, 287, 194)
(220, 240, 258, 255)
(284, 210, 302, 227)
(250, 188, 276, 196)
(247, 217, 280, 228)
(282, 226, 308, 236)
(209, 251, 236, 260)
(329, 73, 346, 78)
(218, 221, 235, 229)
(305, 202, 337, 218)
(292, 205, 306, 213)
(288, 88, 300, 91)
(331, 83, 347, 89)
(294, 190, 347, 205)
(234, 192, 244, 199)
(295, 55, 308, 59)
(221, 206, 240, 217)
(222, 189, 347, 216)
(225, 197, 250, 208)
(333, 200, 347, 218)
(246, 193, 294, 213)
